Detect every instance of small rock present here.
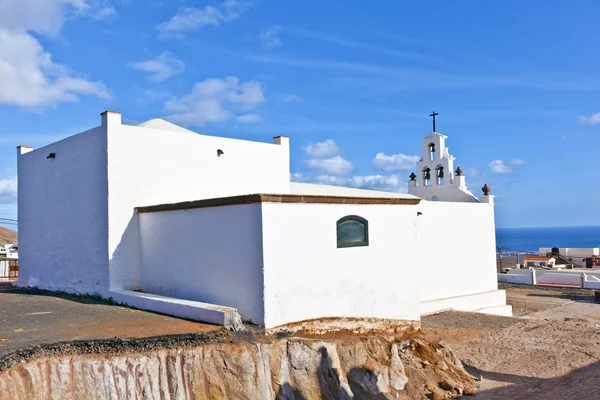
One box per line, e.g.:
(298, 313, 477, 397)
(422, 360, 431, 367)
(564, 317, 573, 321)
(456, 387, 464, 396)
(430, 392, 443, 400)
(437, 361, 448, 370)
(474, 375, 483, 382)
(439, 380, 453, 391)
(438, 340, 446, 348)
(464, 386, 475, 395)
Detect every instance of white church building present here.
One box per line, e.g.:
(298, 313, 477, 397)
(17, 110, 510, 331)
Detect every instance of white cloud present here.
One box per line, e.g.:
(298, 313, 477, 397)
(489, 159, 525, 174)
(280, 93, 301, 102)
(303, 139, 340, 159)
(291, 173, 406, 193)
(579, 112, 600, 125)
(0, 1, 111, 108)
(463, 166, 481, 177)
(489, 160, 511, 174)
(0, 178, 17, 204)
(0, 1, 115, 35)
(165, 76, 265, 126)
(236, 113, 261, 123)
(305, 156, 354, 176)
(260, 25, 282, 49)
(372, 152, 419, 171)
(129, 52, 185, 82)
(157, 1, 247, 37)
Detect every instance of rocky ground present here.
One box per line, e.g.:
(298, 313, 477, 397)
(0, 327, 475, 400)
(1, 284, 599, 399)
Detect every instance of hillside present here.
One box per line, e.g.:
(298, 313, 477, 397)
(0, 227, 17, 245)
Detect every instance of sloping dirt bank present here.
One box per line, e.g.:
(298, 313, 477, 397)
(0, 328, 473, 399)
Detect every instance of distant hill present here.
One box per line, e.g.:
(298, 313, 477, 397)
(0, 227, 17, 245)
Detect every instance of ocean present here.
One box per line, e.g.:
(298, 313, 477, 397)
(495, 226, 600, 252)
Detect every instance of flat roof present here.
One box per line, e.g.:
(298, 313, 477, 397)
(136, 193, 421, 213)
(289, 182, 419, 200)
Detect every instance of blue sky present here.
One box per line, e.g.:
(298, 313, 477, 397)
(1, 0, 599, 229)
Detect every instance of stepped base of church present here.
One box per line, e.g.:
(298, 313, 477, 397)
(420, 289, 512, 317)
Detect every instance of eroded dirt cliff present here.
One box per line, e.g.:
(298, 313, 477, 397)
(0, 328, 474, 399)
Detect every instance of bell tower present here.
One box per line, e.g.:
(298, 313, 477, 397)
(408, 116, 479, 202)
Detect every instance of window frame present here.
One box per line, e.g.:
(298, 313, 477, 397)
(336, 215, 369, 248)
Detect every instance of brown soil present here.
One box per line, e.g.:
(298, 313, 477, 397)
(422, 285, 600, 399)
(0, 227, 16, 246)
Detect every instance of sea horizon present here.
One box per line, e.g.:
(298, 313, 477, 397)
(495, 225, 600, 252)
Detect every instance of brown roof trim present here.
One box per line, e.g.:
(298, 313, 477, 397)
(136, 193, 420, 213)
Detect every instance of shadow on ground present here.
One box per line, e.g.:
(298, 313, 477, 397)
(464, 361, 600, 400)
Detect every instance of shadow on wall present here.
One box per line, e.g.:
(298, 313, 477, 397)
(109, 214, 140, 292)
(276, 346, 390, 400)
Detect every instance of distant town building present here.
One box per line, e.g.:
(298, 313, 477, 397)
(524, 256, 556, 268)
(0, 244, 18, 282)
(0, 244, 18, 259)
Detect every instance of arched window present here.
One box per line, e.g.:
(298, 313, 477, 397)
(423, 167, 431, 187)
(432, 195, 439, 201)
(337, 215, 369, 248)
(436, 165, 444, 185)
(428, 143, 435, 161)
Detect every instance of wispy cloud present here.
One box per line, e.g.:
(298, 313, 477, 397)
(0, 178, 17, 204)
(259, 25, 282, 49)
(225, 52, 600, 92)
(157, 1, 248, 38)
(489, 159, 525, 174)
(129, 52, 185, 82)
(578, 112, 600, 125)
(372, 152, 419, 172)
(236, 113, 262, 123)
(284, 28, 436, 62)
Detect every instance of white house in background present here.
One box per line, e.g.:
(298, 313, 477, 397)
(0, 244, 18, 259)
(408, 132, 479, 202)
(523, 256, 556, 268)
(17, 110, 510, 332)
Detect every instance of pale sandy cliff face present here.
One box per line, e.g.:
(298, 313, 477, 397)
(0, 329, 474, 399)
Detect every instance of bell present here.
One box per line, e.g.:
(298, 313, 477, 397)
(438, 170, 444, 178)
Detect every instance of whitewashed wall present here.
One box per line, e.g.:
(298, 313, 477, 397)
(261, 202, 421, 329)
(17, 128, 109, 295)
(106, 117, 289, 290)
(138, 204, 266, 325)
(417, 201, 498, 304)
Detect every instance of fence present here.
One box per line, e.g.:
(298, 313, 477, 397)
(498, 267, 600, 290)
(0, 258, 18, 282)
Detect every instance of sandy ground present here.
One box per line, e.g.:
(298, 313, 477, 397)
(422, 284, 600, 399)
